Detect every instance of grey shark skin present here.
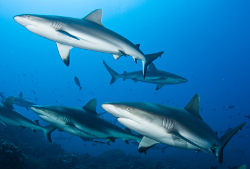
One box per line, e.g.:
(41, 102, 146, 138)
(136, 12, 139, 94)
(102, 94, 245, 163)
(30, 99, 141, 144)
(103, 60, 187, 90)
(14, 9, 163, 77)
(0, 103, 55, 143)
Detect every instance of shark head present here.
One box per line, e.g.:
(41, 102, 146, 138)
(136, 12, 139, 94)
(14, 14, 63, 40)
(30, 105, 69, 126)
(102, 102, 164, 136)
(14, 14, 52, 28)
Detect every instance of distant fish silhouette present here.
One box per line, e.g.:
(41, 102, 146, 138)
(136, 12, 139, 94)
(244, 115, 250, 119)
(228, 105, 235, 109)
(74, 76, 82, 90)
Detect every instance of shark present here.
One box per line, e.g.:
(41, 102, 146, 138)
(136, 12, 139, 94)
(0, 92, 35, 109)
(0, 102, 55, 143)
(30, 98, 141, 144)
(102, 94, 246, 163)
(103, 60, 187, 90)
(14, 9, 163, 77)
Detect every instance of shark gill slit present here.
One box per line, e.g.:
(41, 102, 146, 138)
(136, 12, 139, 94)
(162, 117, 174, 130)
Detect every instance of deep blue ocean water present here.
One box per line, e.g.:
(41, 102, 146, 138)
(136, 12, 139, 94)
(0, 0, 249, 168)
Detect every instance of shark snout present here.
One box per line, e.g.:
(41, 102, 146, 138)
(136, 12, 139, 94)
(180, 77, 188, 83)
(30, 105, 46, 115)
(14, 15, 31, 27)
(102, 103, 125, 118)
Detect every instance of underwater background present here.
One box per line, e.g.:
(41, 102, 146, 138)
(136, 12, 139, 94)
(0, 0, 249, 168)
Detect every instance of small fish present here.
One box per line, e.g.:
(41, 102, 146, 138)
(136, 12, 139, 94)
(244, 115, 250, 119)
(228, 105, 235, 109)
(74, 76, 82, 90)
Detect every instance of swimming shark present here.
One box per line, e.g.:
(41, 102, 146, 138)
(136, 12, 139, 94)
(30, 99, 141, 144)
(102, 94, 245, 163)
(4, 96, 35, 110)
(103, 60, 187, 90)
(14, 9, 163, 77)
(0, 102, 55, 143)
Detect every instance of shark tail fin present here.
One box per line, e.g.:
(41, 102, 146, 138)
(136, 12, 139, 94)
(143, 51, 164, 78)
(103, 60, 120, 84)
(217, 122, 246, 163)
(43, 125, 56, 143)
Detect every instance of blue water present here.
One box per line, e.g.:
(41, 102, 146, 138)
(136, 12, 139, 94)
(0, 0, 249, 168)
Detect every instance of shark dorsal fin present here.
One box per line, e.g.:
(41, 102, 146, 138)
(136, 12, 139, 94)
(184, 94, 202, 119)
(84, 9, 103, 26)
(83, 98, 97, 114)
(148, 63, 158, 73)
(19, 92, 23, 98)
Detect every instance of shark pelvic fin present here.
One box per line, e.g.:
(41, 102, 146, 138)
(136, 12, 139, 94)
(83, 98, 97, 114)
(56, 42, 72, 66)
(184, 94, 202, 120)
(113, 54, 121, 60)
(138, 136, 159, 153)
(84, 9, 103, 26)
(156, 84, 164, 90)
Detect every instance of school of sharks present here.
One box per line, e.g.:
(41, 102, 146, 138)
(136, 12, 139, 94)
(0, 9, 246, 168)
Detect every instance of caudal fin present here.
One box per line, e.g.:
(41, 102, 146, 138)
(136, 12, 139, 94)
(143, 51, 164, 78)
(43, 125, 56, 143)
(217, 122, 246, 163)
(103, 60, 120, 84)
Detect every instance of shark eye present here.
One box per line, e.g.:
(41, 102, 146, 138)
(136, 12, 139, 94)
(126, 107, 131, 111)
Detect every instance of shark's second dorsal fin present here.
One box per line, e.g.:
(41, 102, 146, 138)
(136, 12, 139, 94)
(83, 98, 97, 114)
(184, 94, 202, 120)
(148, 63, 158, 73)
(84, 9, 103, 26)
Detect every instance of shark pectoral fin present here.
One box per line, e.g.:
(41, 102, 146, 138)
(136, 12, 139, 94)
(132, 78, 138, 82)
(184, 94, 202, 120)
(82, 98, 97, 114)
(156, 84, 164, 90)
(113, 54, 121, 60)
(84, 9, 103, 26)
(44, 125, 56, 143)
(56, 42, 73, 66)
(138, 136, 159, 153)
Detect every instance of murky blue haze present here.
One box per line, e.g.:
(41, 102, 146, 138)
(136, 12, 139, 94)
(0, 0, 249, 168)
